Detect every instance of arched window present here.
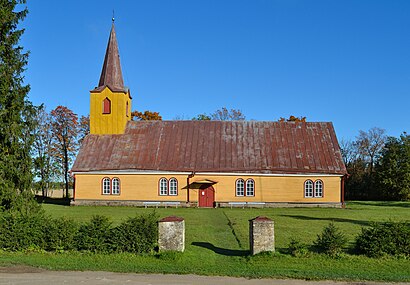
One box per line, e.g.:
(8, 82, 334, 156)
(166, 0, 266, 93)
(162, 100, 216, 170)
(314, 180, 323, 198)
(112, 178, 120, 195)
(169, 178, 178, 196)
(236, 179, 245, 196)
(159, 178, 168, 195)
(102, 97, 111, 114)
(304, 180, 313, 198)
(102, 177, 111, 195)
(246, 179, 255, 196)
(126, 101, 129, 117)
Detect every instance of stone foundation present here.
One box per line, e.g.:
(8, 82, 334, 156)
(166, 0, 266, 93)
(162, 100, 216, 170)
(158, 216, 185, 252)
(71, 199, 342, 208)
(218, 202, 342, 208)
(249, 216, 275, 255)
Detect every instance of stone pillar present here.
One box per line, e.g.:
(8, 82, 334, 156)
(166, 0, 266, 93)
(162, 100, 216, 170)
(158, 216, 185, 252)
(249, 216, 275, 255)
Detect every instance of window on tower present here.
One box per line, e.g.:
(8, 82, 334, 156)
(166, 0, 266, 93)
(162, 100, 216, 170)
(103, 97, 111, 114)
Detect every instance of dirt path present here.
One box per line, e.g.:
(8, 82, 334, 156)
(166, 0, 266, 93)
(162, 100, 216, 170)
(0, 266, 408, 285)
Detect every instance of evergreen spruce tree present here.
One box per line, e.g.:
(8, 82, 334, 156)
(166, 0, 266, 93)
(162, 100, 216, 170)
(0, 0, 36, 207)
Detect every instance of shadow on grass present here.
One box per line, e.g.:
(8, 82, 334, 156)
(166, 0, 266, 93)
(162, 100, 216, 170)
(35, 195, 71, 206)
(348, 201, 410, 208)
(280, 215, 370, 226)
(192, 242, 249, 256)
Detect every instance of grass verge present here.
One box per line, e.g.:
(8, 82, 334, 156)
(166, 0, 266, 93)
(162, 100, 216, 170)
(0, 201, 409, 281)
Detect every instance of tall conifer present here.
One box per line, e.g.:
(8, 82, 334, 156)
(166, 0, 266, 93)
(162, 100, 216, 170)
(0, 0, 35, 205)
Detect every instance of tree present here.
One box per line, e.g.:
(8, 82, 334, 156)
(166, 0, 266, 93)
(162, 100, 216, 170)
(210, 107, 245, 121)
(32, 105, 56, 197)
(192, 113, 211, 121)
(375, 133, 410, 201)
(50, 106, 78, 199)
(339, 138, 358, 166)
(356, 127, 386, 173)
(341, 128, 386, 201)
(131, 110, 162, 121)
(78, 115, 90, 145)
(0, 0, 36, 207)
(279, 115, 306, 122)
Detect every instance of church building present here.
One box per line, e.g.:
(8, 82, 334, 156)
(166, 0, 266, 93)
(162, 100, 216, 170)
(71, 22, 347, 208)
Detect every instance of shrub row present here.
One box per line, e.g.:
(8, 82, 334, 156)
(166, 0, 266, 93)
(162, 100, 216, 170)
(0, 210, 158, 253)
(288, 221, 410, 258)
(355, 221, 410, 257)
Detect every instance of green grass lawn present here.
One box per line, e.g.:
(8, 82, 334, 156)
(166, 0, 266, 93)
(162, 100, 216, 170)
(1, 201, 409, 281)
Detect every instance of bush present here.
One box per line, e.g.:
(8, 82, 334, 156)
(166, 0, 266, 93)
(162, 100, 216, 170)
(355, 221, 410, 257)
(288, 238, 309, 257)
(0, 199, 48, 251)
(76, 215, 112, 252)
(314, 222, 347, 256)
(44, 217, 79, 251)
(111, 212, 158, 254)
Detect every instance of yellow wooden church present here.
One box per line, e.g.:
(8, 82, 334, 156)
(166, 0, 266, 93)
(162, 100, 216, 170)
(71, 22, 348, 208)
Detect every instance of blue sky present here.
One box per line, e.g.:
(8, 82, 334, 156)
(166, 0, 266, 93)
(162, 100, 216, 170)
(21, 0, 409, 140)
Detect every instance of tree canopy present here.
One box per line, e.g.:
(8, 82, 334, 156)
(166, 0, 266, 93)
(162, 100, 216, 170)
(131, 110, 162, 121)
(340, 128, 410, 201)
(375, 133, 410, 201)
(279, 115, 307, 122)
(50, 106, 78, 198)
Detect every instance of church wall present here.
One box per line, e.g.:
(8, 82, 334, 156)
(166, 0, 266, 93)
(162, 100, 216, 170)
(74, 173, 342, 204)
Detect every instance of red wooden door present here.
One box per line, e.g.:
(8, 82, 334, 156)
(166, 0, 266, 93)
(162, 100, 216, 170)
(198, 185, 215, 207)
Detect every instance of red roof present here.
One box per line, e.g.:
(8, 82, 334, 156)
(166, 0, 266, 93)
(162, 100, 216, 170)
(72, 121, 347, 175)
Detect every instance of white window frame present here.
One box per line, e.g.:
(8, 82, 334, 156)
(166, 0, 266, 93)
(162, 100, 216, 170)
(159, 178, 168, 195)
(102, 177, 111, 195)
(112, 178, 120, 195)
(304, 180, 313, 198)
(246, 179, 255, 196)
(236, 179, 245, 196)
(169, 178, 178, 196)
(314, 180, 323, 198)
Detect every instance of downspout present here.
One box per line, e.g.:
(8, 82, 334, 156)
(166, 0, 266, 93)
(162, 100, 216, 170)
(341, 175, 346, 208)
(187, 171, 195, 203)
(73, 174, 76, 202)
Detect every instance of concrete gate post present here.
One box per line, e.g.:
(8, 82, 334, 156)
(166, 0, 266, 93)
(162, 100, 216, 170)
(249, 216, 275, 255)
(158, 216, 185, 252)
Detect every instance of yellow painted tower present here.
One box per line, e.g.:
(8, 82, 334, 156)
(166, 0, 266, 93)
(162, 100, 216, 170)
(90, 21, 131, 134)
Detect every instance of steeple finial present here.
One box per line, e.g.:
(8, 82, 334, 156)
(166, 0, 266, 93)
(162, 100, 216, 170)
(112, 10, 115, 23)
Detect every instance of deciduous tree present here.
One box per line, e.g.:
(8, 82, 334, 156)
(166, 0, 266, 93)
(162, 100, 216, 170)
(210, 107, 245, 121)
(32, 106, 57, 197)
(192, 113, 211, 121)
(78, 115, 90, 145)
(279, 115, 306, 122)
(356, 127, 386, 173)
(131, 110, 162, 121)
(50, 106, 78, 199)
(0, 0, 36, 207)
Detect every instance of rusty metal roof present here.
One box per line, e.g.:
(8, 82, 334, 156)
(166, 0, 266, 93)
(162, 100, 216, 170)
(91, 23, 126, 93)
(72, 121, 347, 175)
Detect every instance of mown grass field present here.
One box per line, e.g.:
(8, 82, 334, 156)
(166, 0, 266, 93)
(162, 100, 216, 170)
(1, 201, 409, 281)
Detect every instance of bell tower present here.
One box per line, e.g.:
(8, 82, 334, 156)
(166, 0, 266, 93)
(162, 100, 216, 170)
(89, 20, 132, 135)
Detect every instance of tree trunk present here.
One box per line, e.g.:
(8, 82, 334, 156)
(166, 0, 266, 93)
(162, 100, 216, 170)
(64, 148, 69, 199)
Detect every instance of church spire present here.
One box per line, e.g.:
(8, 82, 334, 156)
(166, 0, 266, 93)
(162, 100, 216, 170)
(95, 21, 125, 92)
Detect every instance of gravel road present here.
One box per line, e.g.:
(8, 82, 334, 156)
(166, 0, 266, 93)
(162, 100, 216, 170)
(0, 266, 408, 285)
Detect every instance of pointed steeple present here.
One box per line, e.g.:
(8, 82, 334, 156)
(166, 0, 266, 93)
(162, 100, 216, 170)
(94, 21, 125, 93)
